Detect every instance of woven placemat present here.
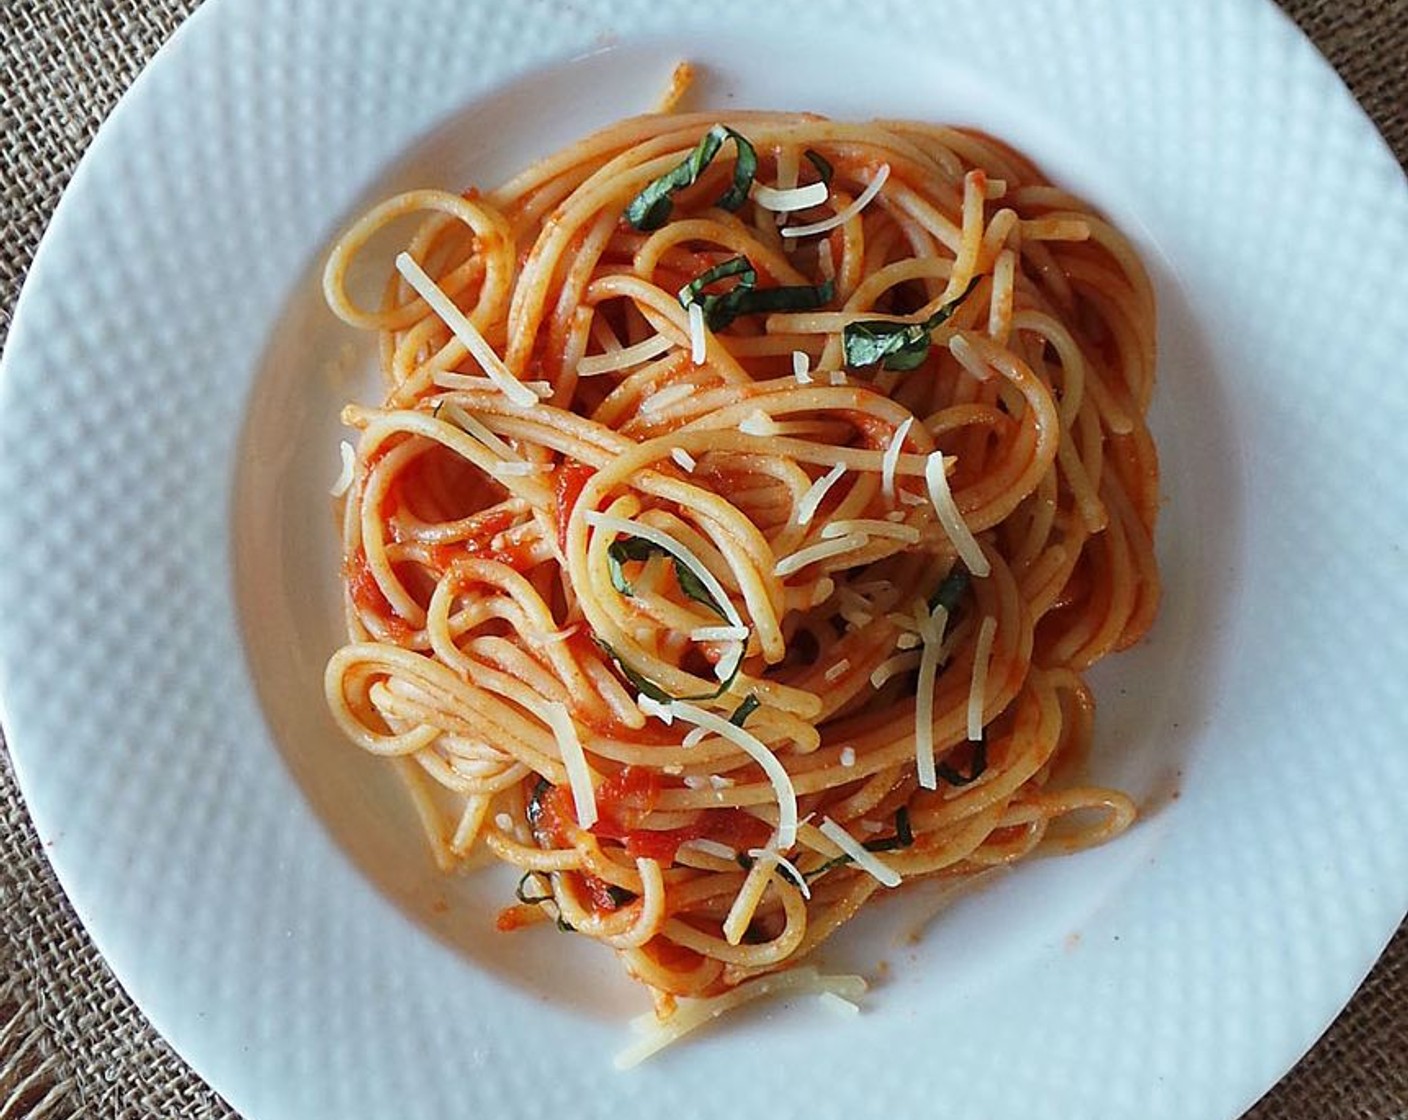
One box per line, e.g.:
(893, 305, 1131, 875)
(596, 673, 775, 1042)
(1, 1, 1404, 1116)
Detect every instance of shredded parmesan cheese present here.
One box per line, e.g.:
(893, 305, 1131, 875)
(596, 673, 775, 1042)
(747, 847, 812, 899)
(494, 812, 514, 832)
(577, 333, 673, 376)
(544, 701, 596, 828)
(713, 641, 744, 682)
(881, 416, 913, 503)
(690, 625, 749, 643)
(614, 969, 867, 1069)
(968, 615, 998, 741)
(783, 163, 892, 238)
(678, 838, 737, 861)
(924, 452, 991, 577)
(739, 409, 779, 436)
(752, 179, 830, 212)
(394, 253, 539, 407)
(687, 302, 707, 364)
(828, 369, 846, 385)
(791, 350, 813, 384)
(839, 746, 856, 768)
(818, 991, 862, 1017)
(330, 440, 355, 497)
(823, 659, 850, 683)
(796, 462, 846, 527)
(637, 694, 675, 725)
(671, 447, 697, 472)
(773, 533, 868, 578)
(822, 518, 920, 544)
(914, 603, 950, 790)
(669, 701, 798, 849)
(819, 817, 901, 887)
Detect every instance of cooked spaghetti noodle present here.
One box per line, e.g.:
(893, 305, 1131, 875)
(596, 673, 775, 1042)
(322, 103, 1159, 1032)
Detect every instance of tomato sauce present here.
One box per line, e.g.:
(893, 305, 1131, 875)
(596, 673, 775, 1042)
(553, 459, 596, 556)
(344, 549, 414, 642)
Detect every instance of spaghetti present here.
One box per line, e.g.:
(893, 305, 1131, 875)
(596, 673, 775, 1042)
(322, 103, 1159, 1037)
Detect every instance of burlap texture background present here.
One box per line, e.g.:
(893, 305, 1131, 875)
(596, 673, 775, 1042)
(1, 1, 1404, 1116)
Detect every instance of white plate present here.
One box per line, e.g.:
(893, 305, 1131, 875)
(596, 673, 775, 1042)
(2, 1, 1405, 1117)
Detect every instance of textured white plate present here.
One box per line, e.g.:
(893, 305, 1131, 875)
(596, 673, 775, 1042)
(2, 1, 1405, 1117)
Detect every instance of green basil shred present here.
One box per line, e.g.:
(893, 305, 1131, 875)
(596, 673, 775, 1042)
(594, 638, 742, 704)
(624, 125, 757, 231)
(515, 870, 554, 906)
(728, 693, 761, 727)
(803, 148, 834, 185)
(606, 535, 726, 618)
(927, 565, 971, 615)
(936, 736, 988, 787)
(805, 806, 915, 880)
(678, 254, 833, 331)
(842, 275, 982, 370)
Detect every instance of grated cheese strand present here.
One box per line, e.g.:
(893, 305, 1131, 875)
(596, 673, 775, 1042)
(394, 253, 539, 407)
(670, 701, 798, 849)
(544, 701, 597, 828)
(791, 350, 813, 384)
(796, 462, 846, 527)
(968, 615, 999, 742)
(746, 846, 813, 899)
(687, 302, 707, 364)
(819, 817, 902, 887)
(881, 416, 914, 503)
(671, 447, 698, 472)
(752, 179, 830, 212)
(924, 452, 991, 577)
(614, 969, 867, 1069)
(821, 518, 920, 544)
(774, 533, 869, 578)
(783, 163, 892, 238)
(330, 440, 355, 497)
(914, 603, 950, 789)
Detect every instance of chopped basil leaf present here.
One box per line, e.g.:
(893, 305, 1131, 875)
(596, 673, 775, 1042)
(604, 534, 727, 618)
(603, 884, 637, 908)
(678, 254, 834, 331)
(515, 870, 553, 906)
(594, 638, 741, 704)
(805, 807, 915, 878)
(864, 806, 914, 852)
(722, 279, 834, 325)
(936, 736, 988, 787)
(736, 852, 755, 871)
(594, 640, 675, 703)
(729, 693, 761, 727)
(927, 565, 971, 615)
(624, 125, 757, 231)
(606, 536, 657, 596)
(679, 255, 756, 302)
(716, 128, 758, 212)
(803, 148, 834, 185)
(526, 776, 552, 833)
(842, 275, 982, 370)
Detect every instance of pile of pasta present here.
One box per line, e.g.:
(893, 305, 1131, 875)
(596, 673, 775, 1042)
(322, 104, 1159, 1045)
